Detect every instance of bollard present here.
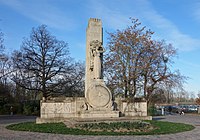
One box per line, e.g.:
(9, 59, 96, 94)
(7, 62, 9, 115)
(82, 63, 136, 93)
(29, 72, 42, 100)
(161, 107, 164, 115)
(10, 106, 13, 116)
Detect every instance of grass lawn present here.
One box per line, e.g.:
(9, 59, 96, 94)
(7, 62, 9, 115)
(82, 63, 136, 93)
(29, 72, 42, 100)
(6, 120, 195, 135)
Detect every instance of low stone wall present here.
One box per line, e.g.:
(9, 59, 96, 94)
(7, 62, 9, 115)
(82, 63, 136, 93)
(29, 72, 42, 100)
(36, 97, 150, 124)
(115, 98, 148, 117)
(39, 97, 86, 119)
(36, 97, 119, 124)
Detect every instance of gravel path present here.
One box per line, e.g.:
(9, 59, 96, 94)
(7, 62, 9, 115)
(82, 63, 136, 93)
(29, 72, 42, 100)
(0, 114, 200, 140)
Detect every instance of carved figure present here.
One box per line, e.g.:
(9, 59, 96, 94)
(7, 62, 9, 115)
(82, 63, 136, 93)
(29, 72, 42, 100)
(90, 40, 105, 79)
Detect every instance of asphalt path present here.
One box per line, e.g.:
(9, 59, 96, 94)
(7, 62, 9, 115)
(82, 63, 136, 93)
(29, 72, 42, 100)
(0, 114, 200, 140)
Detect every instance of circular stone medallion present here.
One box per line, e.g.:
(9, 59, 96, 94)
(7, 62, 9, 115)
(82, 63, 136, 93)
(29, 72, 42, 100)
(87, 84, 111, 108)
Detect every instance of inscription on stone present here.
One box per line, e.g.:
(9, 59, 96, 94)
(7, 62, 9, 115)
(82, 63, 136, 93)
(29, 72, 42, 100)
(41, 102, 72, 114)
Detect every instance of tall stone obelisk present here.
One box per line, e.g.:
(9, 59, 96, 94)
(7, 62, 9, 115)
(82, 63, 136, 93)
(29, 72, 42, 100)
(85, 18, 103, 95)
(85, 18, 114, 111)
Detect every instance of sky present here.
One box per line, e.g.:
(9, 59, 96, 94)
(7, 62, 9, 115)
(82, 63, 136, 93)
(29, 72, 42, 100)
(0, 0, 200, 96)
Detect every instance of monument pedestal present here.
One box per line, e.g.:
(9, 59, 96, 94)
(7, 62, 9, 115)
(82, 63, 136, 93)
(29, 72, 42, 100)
(80, 110, 119, 118)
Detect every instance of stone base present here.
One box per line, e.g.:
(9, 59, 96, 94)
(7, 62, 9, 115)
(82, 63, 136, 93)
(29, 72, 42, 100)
(36, 117, 64, 124)
(36, 110, 120, 124)
(37, 97, 150, 124)
(79, 110, 119, 118)
(36, 116, 152, 124)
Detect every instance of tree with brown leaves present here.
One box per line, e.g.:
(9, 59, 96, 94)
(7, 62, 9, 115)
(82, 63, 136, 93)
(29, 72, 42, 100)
(195, 92, 200, 105)
(105, 18, 154, 98)
(105, 18, 186, 103)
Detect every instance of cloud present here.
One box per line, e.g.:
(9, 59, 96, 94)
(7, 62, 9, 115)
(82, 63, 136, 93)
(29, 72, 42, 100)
(193, 1, 200, 22)
(2, 0, 200, 51)
(0, 0, 76, 30)
(88, 0, 130, 30)
(138, 0, 200, 52)
(178, 59, 200, 69)
(89, 0, 200, 52)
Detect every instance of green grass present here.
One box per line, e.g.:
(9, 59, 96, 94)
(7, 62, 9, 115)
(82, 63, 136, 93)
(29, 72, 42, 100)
(6, 120, 195, 135)
(146, 121, 194, 135)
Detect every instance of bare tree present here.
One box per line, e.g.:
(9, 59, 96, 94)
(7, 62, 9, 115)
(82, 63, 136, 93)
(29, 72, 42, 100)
(149, 88, 167, 105)
(11, 25, 72, 99)
(0, 31, 3, 49)
(0, 30, 15, 109)
(60, 61, 85, 97)
(0, 31, 12, 85)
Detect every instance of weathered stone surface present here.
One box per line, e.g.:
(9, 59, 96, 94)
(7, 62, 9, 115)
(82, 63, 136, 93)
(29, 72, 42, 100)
(84, 18, 114, 112)
(39, 97, 86, 119)
(79, 110, 119, 118)
(85, 18, 103, 93)
(86, 79, 112, 109)
(115, 98, 148, 117)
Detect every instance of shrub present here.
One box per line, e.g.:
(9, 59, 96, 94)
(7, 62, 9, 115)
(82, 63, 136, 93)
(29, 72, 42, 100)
(148, 106, 160, 116)
(23, 104, 32, 115)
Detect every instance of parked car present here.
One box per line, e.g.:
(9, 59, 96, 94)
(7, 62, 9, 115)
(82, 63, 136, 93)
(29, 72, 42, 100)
(164, 105, 180, 114)
(179, 105, 198, 113)
(187, 105, 198, 112)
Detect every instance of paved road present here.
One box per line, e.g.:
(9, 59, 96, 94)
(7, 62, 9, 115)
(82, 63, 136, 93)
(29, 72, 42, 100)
(0, 114, 200, 140)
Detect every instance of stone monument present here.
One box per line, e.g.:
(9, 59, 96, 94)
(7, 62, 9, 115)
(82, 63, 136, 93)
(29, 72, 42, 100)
(81, 18, 118, 118)
(85, 19, 111, 108)
(36, 18, 151, 124)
